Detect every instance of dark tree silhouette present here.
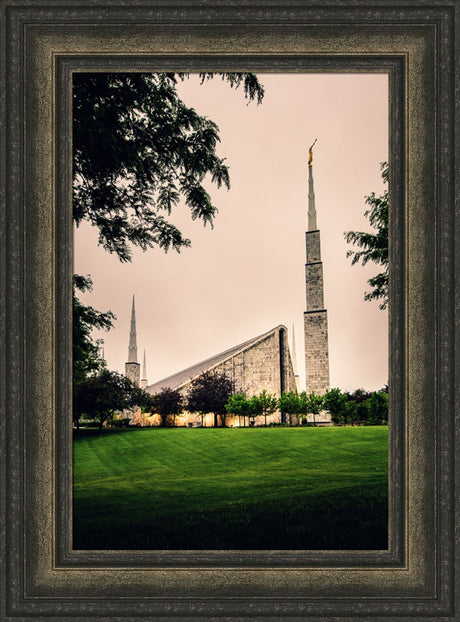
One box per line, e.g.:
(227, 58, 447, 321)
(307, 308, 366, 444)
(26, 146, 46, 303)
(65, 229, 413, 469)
(186, 370, 234, 427)
(73, 72, 264, 380)
(73, 369, 144, 430)
(345, 162, 388, 309)
(148, 387, 184, 427)
(72, 274, 114, 384)
(73, 72, 264, 262)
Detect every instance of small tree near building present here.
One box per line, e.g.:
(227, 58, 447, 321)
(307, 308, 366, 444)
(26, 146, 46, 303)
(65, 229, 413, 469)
(364, 391, 389, 425)
(279, 391, 301, 425)
(299, 391, 324, 425)
(186, 370, 234, 427)
(323, 388, 348, 425)
(247, 395, 261, 427)
(226, 393, 251, 427)
(344, 400, 359, 425)
(148, 387, 184, 427)
(346, 388, 372, 423)
(255, 390, 279, 426)
(74, 369, 143, 430)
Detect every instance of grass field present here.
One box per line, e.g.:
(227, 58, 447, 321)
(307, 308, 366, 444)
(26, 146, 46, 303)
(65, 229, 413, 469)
(73, 426, 388, 550)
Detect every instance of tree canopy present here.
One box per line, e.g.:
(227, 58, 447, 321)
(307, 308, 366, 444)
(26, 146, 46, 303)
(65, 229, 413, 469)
(73, 369, 144, 429)
(147, 387, 184, 427)
(250, 390, 279, 426)
(321, 387, 388, 426)
(73, 72, 264, 262)
(73, 72, 264, 381)
(186, 370, 234, 427)
(299, 391, 323, 424)
(322, 388, 347, 424)
(345, 162, 388, 309)
(278, 391, 301, 425)
(225, 393, 252, 427)
(72, 274, 115, 384)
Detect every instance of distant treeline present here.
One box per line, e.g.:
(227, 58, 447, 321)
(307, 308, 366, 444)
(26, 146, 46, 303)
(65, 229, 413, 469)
(74, 367, 388, 429)
(227, 387, 389, 427)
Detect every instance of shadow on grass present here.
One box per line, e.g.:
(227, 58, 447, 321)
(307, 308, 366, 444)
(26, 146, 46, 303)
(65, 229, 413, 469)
(73, 484, 388, 551)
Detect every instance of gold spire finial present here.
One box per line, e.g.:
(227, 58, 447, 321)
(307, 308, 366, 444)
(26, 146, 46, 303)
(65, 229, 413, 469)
(308, 138, 317, 167)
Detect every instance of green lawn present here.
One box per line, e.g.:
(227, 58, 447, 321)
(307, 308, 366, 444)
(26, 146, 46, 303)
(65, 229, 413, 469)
(73, 426, 388, 550)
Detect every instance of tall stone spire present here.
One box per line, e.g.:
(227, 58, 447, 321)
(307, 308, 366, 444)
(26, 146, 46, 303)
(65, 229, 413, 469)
(304, 142, 330, 395)
(141, 349, 147, 389)
(307, 138, 318, 231)
(125, 296, 140, 387)
(128, 295, 138, 363)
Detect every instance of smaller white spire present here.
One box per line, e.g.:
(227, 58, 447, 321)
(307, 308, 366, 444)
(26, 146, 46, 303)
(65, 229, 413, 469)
(127, 295, 138, 363)
(141, 349, 147, 389)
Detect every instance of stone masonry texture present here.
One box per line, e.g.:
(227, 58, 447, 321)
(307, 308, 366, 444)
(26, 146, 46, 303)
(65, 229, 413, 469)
(187, 327, 296, 399)
(304, 228, 330, 395)
(304, 310, 330, 394)
(306, 230, 321, 263)
(146, 326, 296, 403)
(144, 326, 297, 426)
(305, 263, 324, 310)
(125, 362, 140, 387)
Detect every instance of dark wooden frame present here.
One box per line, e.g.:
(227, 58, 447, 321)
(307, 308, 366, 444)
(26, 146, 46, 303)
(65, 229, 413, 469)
(1, 1, 457, 619)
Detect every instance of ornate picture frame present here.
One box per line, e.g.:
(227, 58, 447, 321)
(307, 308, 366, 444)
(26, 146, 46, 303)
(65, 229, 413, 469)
(1, 1, 457, 619)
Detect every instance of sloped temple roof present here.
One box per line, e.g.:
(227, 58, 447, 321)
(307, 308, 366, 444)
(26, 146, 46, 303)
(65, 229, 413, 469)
(145, 325, 288, 395)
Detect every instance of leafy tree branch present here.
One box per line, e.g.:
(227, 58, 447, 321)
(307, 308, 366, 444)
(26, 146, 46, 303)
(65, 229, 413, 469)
(345, 162, 388, 309)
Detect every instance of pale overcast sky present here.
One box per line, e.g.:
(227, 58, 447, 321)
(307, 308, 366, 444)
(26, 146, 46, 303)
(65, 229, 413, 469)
(74, 73, 388, 392)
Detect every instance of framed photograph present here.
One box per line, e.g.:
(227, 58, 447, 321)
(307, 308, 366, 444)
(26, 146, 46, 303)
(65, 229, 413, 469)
(1, 1, 457, 620)
(71, 70, 390, 552)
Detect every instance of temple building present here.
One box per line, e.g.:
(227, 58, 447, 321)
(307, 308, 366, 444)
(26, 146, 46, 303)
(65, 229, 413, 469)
(124, 142, 331, 425)
(146, 325, 295, 399)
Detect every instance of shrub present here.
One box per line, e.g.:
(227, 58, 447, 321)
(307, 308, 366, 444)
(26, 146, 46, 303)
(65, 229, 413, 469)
(112, 417, 131, 428)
